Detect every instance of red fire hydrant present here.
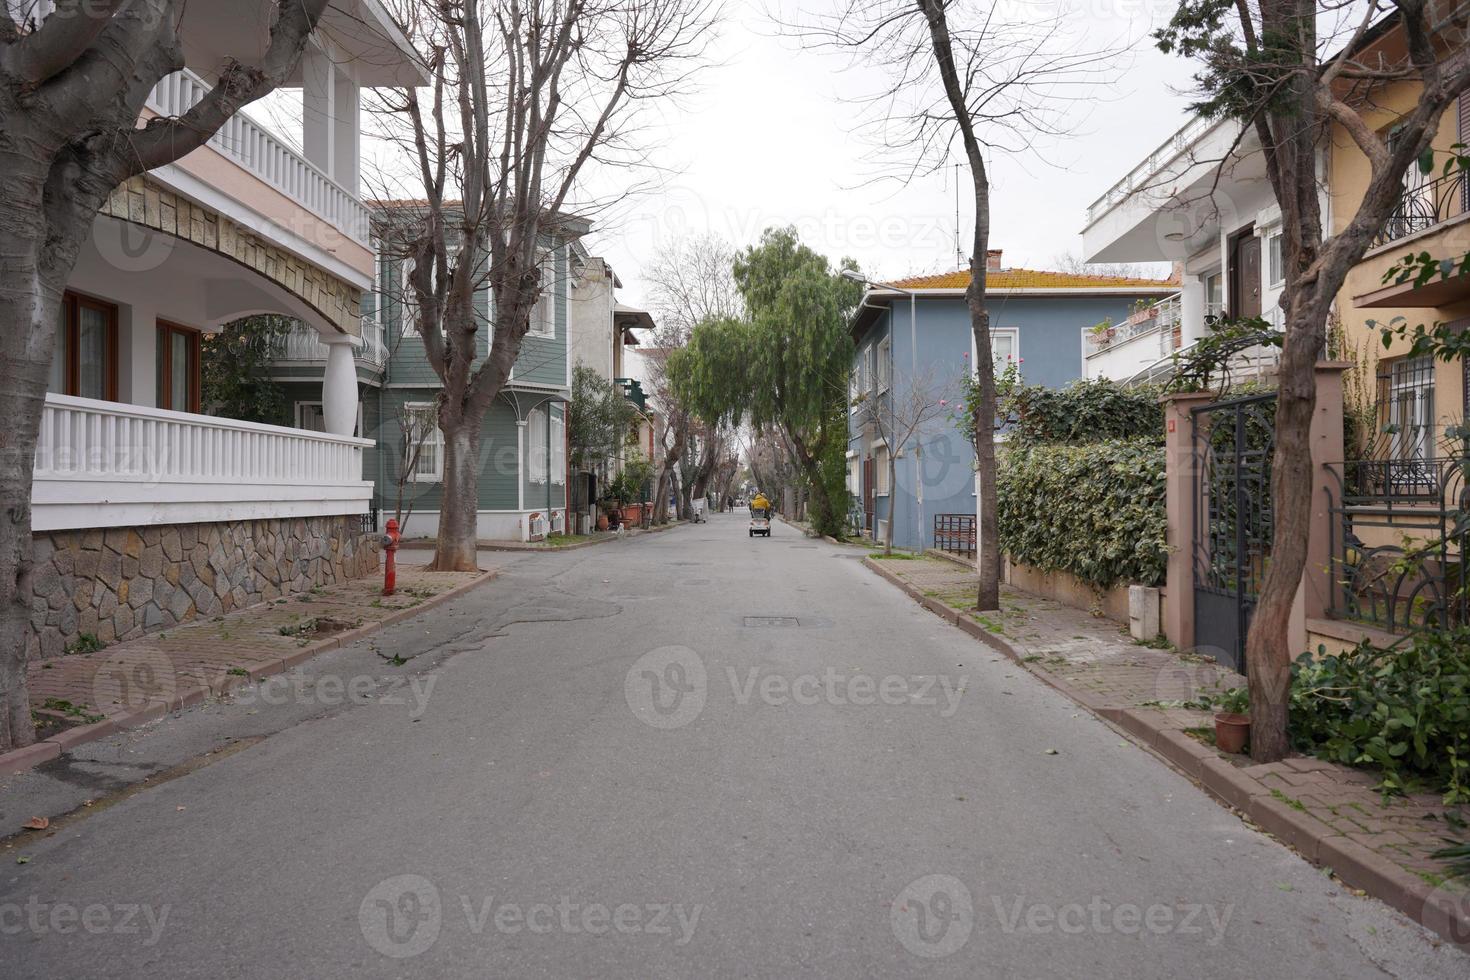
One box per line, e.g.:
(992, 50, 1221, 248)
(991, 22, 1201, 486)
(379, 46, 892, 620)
(382, 518, 400, 596)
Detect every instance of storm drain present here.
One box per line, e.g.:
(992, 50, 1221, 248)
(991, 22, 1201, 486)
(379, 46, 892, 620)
(743, 616, 800, 628)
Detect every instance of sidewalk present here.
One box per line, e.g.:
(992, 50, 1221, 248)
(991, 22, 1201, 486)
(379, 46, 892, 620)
(10, 564, 490, 772)
(863, 553, 1470, 947)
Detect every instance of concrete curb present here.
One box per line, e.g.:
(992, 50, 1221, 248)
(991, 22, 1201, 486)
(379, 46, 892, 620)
(2, 567, 500, 777)
(858, 556, 1470, 948)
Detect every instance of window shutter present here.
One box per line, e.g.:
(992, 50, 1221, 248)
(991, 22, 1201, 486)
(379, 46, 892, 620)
(1460, 93, 1469, 142)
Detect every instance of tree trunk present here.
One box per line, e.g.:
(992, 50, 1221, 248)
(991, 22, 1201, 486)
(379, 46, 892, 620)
(1245, 286, 1329, 762)
(884, 448, 898, 555)
(429, 414, 483, 571)
(0, 168, 85, 751)
(787, 429, 835, 533)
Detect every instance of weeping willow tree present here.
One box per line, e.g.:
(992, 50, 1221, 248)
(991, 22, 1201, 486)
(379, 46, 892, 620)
(669, 227, 861, 536)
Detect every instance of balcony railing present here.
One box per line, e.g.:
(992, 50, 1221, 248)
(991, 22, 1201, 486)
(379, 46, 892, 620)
(272, 320, 387, 368)
(31, 394, 374, 532)
(1371, 169, 1469, 248)
(1085, 296, 1181, 357)
(1086, 115, 1219, 225)
(145, 69, 370, 246)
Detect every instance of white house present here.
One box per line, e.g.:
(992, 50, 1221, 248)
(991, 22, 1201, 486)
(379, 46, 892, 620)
(1081, 118, 1305, 382)
(26, 1, 425, 658)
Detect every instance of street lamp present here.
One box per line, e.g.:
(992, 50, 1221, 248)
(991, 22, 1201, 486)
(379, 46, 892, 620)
(844, 269, 922, 548)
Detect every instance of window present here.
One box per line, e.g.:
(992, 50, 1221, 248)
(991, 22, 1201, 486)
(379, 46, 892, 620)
(864, 344, 876, 392)
(549, 410, 566, 485)
(528, 407, 549, 483)
(295, 401, 364, 437)
(1382, 355, 1435, 467)
(50, 293, 118, 401)
(874, 445, 891, 494)
(529, 251, 555, 338)
(1268, 232, 1284, 286)
(155, 321, 200, 413)
(403, 402, 443, 482)
(877, 336, 891, 392)
(1204, 272, 1224, 320)
(972, 328, 1019, 374)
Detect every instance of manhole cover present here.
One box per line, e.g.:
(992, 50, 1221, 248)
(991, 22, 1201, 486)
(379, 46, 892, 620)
(743, 616, 800, 627)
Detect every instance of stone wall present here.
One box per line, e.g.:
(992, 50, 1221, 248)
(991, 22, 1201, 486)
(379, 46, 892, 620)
(28, 517, 379, 660)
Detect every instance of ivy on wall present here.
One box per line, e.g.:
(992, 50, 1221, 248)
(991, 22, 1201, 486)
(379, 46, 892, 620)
(998, 438, 1167, 590)
(1007, 379, 1164, 446)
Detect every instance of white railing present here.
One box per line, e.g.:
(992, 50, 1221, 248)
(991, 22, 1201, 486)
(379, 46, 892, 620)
(32, 394, 374, 531)
(1085, 115, 1220, 226)
(274, 320, 386, 368)
(1085, 296, 1181, 357)
(145, 69, 370, 246)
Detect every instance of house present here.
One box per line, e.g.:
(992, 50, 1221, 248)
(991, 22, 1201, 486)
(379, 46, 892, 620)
(27, 2, 424, 659)
(566, 256, 658, 529)
(1081, 8, 1470, 651)
(847, 253, 1174, 551)
(1080, 114, 1305, 383)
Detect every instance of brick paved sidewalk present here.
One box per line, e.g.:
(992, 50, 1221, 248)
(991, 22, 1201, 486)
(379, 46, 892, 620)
(14, 564, 488, 767)
(866, 554, 1470, 946)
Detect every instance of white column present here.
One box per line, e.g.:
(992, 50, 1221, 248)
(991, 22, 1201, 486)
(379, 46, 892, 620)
(302, 44, 335, 179)
(516, 420, 527, 512)
(321, 337, 358, 436)
(332, 70, 360, 194)
(119, 302, 157, 407)
(1179, 273, 1207, 347)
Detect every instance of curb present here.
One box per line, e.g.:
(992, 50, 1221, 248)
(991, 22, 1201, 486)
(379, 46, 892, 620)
(2, 567, 499, 777)
(858, 556, 1470, 948)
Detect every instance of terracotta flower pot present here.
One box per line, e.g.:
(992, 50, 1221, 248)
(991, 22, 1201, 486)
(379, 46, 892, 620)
(596, 513, 609, 531)
(1214, 712, 1250, 755)
(622, 503, 641, 524)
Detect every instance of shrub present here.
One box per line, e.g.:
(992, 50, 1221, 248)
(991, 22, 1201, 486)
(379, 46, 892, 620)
(1290, 630, 1470, 804)
(1007, 378, 1164, 446)
(998, 438, 1167, 590)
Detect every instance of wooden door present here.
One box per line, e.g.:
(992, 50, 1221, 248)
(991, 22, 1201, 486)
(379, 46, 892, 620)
(1231, 233, 1262, 319)
(862, 457, 875, 531)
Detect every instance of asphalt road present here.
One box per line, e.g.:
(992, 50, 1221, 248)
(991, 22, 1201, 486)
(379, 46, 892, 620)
(2, 513, 1466, 978)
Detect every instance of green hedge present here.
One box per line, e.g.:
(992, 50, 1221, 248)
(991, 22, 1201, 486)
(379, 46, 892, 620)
(998, 439, 1167, 590)
(1008, 379, 1163, 446)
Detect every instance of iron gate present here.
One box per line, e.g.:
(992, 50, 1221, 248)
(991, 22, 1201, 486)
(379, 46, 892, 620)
(1192, 393, 1276, 674)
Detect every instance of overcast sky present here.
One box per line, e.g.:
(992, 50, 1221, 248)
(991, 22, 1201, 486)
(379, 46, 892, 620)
(577, 0, 1201, 309)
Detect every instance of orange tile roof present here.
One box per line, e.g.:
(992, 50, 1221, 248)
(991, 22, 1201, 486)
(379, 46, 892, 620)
(890, 268, 1177, 290)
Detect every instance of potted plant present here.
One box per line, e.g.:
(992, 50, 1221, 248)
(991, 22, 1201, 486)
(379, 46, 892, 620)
(1126, 297, 1156, 325)
(1212, 686, 1250, 754)
(1088, 317, 1115, 348)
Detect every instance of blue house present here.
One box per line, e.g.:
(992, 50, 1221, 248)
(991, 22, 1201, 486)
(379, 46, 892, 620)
(847, 252, 1174, 551)
(269, 208, 592, 542)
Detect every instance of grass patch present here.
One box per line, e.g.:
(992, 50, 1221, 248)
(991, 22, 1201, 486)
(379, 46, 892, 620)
(1184, 726, 1216, 746)
(868, 551, 920, 560)
(1270, 788, 1308, 812)
(65, 633, 105, 655)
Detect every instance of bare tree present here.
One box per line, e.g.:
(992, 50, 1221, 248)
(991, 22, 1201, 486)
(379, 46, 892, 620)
(1050, 250, 1169, 281)
(641, 233, 743, 523)
(373, 0, 714, 570)
(788, 0, 1118, 609)
(0, 0, 332, 751)
(1157, 0, 1470, 761)
(855, 366, 958, 556)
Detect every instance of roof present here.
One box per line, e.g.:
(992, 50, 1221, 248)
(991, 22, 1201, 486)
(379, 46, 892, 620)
(889, 268, 1177, 291)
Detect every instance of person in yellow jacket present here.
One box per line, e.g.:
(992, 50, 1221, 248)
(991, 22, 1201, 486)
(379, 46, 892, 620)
(751, 491, 771, 513)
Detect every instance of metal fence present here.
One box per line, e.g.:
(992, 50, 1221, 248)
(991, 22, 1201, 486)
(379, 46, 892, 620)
(1326, 456, 1469, 633)
(933, 514, 976, 559)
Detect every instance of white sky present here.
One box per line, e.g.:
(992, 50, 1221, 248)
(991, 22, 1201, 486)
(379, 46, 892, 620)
(579, 0, 1200, 308)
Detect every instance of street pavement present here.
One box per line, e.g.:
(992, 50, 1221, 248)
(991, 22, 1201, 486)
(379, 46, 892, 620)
(2, 512, 1467, 978)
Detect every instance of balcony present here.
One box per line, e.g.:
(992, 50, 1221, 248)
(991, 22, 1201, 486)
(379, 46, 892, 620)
(145, 68, 371, 249)
(1084, 296, 1182, 380)
(1371, 170, 1469, 249)
(273, 318, 387, 369)
(32, 394, 373, 532)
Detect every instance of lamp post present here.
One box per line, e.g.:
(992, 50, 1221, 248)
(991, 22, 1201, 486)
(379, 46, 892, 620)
(845, 270, 923, 550)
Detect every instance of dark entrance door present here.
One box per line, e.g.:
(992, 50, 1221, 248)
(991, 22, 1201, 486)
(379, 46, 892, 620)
(1229, 229, 1262, 319)
(862, 457, 875, 532)
(1192, 393, 1276, 674)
